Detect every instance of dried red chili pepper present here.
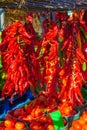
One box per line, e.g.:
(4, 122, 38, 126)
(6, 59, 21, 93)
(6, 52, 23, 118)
(40, 19, 59, 99)
(0, 18, 41, 99)
(58, 20, 86, 108)
(76, 48, 87, 64)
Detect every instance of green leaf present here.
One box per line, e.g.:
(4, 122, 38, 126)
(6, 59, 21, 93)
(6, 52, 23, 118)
(82, 62, 86, 71)
(49, 110, 64, 130)
(80, 27, 87, 41)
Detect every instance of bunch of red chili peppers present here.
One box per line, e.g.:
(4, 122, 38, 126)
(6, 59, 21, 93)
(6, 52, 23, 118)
(39, 19, 59, 99)
(57, 11, 87, 110)
(0, 11, 87, 114)
(0, 18, 41, 99)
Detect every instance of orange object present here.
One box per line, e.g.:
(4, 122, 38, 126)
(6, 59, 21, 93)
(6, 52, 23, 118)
(72, 120, 82, 130)
(4, 119, 15, 128)
(23, 114, 32, 121)
(31, 106, 43, 118)
(81, 113, 87, 122)
(30, 122, 41, 130)
(47, 124, 54, 130)
(15, 122, 25, 130)
(63, 106, 73, 116)
(71, 111, 87, 130)
(69, 128, 75, 130)
(78, 118, 86, 125)
(83, 124, 87, 130)
(59, 69, 65, 77)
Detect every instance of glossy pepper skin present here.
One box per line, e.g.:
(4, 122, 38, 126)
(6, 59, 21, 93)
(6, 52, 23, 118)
(39, 19, 59, 99)
(58, 18, 86, 107)
(0, 20, 41, 99)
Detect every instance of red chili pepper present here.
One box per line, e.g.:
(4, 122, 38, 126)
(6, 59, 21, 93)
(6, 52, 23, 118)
(24, 22, 36, 38)
(1, 19, 39, 99)
(76, 48, 87, 64)
(61, 38, 69, 50)
(1, 82, 14, 98)
(59, 26, 85, 107)
(40, 20, 59, 97)
(18, 23, 32, 39)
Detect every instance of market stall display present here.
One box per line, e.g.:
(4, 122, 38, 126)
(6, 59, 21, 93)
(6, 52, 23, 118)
(0, 1, 87, 130)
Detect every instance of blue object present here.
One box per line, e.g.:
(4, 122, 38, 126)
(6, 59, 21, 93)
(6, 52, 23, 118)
(0, 89, 34, 118)
(0, 8, 4, 30)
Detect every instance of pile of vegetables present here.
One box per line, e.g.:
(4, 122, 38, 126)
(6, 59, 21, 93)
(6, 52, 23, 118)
(0, 119, 27, 130)
(0, 111, 55, 130)
(0, 94, 66, 130)
(70, 111, 87, 130)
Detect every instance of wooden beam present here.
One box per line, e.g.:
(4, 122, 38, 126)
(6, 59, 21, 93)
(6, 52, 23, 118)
(0, 1, 74, 11)
(0, 1, 87, 11)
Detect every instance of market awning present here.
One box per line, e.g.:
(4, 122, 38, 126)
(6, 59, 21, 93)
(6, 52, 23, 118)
(0, 0, 87, 11)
